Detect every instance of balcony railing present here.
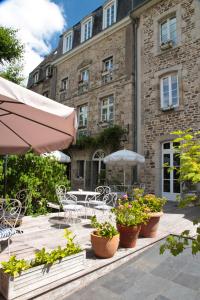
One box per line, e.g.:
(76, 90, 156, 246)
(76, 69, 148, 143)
(101, 70, 113, 84)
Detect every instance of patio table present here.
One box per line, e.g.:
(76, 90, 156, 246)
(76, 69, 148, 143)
(67, 191, 100, 218)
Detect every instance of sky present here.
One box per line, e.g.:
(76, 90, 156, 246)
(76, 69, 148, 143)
(0, 0, 104, 79)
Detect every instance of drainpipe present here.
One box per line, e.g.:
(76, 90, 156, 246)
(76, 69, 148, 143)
(130, 13, 139, 182)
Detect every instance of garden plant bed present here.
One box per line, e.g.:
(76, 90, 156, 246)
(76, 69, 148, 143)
(0, 251, 85, 300)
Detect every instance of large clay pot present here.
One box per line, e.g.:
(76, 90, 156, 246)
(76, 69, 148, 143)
(91, 232, 119, 258)
(140, 211, 163, 238)
(117, 224, 141, 248)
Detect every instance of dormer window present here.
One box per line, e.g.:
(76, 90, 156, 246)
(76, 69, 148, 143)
(45, 65, 52, 79)
(63, 31, 73, 53)
(160, 16, 177, 47)
(103, 0, 117, 29)
(33, 72, 39, 84)
(81, 17, 93, 43)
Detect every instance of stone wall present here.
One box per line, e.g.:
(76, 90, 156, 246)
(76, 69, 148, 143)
(137, 0, 200, 195)
(54, 21, 136, 189)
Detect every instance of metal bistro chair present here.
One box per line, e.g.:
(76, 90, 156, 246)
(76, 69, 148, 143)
(61, 193, 84, 224)
(94, 192, 117, 222)
(0, 198, 22, 255)
(89, 186, 111, 206)
(55, 185, 84, 224)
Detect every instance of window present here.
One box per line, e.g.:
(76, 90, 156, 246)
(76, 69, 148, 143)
(81, 17, 93, 42)
(161, 74, 179, 109)
(80, 69, 89, 82)
(45, 66, 52, 79)
(79, 69, 89, 93)
(162, 142, 180, 200)
(102, 57, 113, 83)
(61, 77, 68, 91)
(63, 31, 73, 53)
(103, 0, 117, 29)
(43, 91, 49, 98)
(33, 72, 39, 84)
(77, 160, 85, 178)
(78, 105, 88, 127)
(101, 95, 114, 122)
(160, 16, 177, 45)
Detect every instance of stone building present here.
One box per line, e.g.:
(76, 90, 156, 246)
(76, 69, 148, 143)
(28, 0, 200, 199)
(27, 0, 145, 190)
(132, 0, 200, 200)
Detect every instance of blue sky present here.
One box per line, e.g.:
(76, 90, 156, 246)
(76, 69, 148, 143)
(0, 0, 105, 78)
(52, 0, 104, 48)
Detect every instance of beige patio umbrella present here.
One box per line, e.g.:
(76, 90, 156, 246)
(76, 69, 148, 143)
(0, 76, 77, 195)
(0, 77, 77, 154)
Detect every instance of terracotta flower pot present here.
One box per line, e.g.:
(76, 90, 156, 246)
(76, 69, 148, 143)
(140, 211, 163, 238)
(117, 224, 141, 248)
(91, 232, 119, 258)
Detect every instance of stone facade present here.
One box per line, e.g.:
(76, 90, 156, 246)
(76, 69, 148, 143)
(133, 0, 200, 199)
(27, 0, 141, 190)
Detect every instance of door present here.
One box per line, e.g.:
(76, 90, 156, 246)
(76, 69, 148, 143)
(162, 142, 180, 201)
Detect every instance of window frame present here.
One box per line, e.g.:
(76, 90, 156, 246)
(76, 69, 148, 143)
(81, 16, 93, 43)
(103, 0, 117, 29)
(101, 95, 114, 123)
(45, 66, 51, 79)
(77, 160, 85, 178)
(78, 104, 88, 128)
(103, 56, 113, 72)
(61, 77, 68, 91)
(33, 72, 39, 84)
(160, 16, 177, 45)
(63, 30, 73, 53)
(160, 73, 179, 109)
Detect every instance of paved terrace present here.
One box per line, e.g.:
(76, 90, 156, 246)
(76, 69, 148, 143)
(0, 203, 199, 300)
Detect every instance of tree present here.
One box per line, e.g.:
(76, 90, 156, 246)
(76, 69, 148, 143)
(0, 26, 24, 84)
(0, 61, 24, 84)
(0, 26, 23, 64)
(160, 129, 200, 256)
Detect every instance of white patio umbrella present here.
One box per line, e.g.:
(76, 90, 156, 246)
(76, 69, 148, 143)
(41, 150, 71, 163)
(103, 149, 145, 185)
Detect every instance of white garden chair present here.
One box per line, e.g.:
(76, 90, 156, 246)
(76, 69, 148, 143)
(94, 192, 117, 222)
(0, 198, 22, 255)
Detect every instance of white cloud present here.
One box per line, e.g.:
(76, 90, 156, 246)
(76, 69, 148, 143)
(0, 0, 66, 79)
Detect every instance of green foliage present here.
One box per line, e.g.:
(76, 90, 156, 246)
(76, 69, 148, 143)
(0, 61, 24, 84)
(135, 190, 166, 213)
(160, 220, 200, 256)
(90, 215, 99, 228)
(0, 26, 24, 64)
(0, 152, 70, 215)
(1, 230, 82, 277)
(171, 129, 200, 184)
(92, 218, 119, 238)
(112, 200, 149, 227)
(75, 125, 125, 152)
(1, 256, 29, 277)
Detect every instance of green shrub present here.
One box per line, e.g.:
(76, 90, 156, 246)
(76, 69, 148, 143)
(1, 229, 82, 277)
(112, 200, 149, 227)
(0, 152, 70, 215)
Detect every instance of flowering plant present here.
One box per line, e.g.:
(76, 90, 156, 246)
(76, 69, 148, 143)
(112, 200, 149, 227)
(137, 193, 166, 213)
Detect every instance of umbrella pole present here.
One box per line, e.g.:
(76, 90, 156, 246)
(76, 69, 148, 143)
(123, 168, 126, 189)
(3, 155, 8, 198)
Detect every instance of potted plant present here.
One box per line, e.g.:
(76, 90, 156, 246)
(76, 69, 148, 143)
(91, 220, 119, 258)
(0, 229, 85, 300)
(112, 200, 149, 248)
(138, 193, 166, 238)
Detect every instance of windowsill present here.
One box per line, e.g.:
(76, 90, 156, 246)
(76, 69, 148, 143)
(78, 125, 87, 129)
(155, 43, 181, 57)
(161, 105, 179, 112)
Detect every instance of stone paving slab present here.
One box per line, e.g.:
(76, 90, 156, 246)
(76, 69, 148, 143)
(0, 202, 199, 299)
(67, 240, 200, 300)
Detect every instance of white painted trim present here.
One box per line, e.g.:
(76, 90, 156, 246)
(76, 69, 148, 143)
(53, 16, 131, 66)
(63, 30, 73, 53)
(81, 16, 93, 43)
(160, 74, 179, 109)
(103, 0, 117, 29)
